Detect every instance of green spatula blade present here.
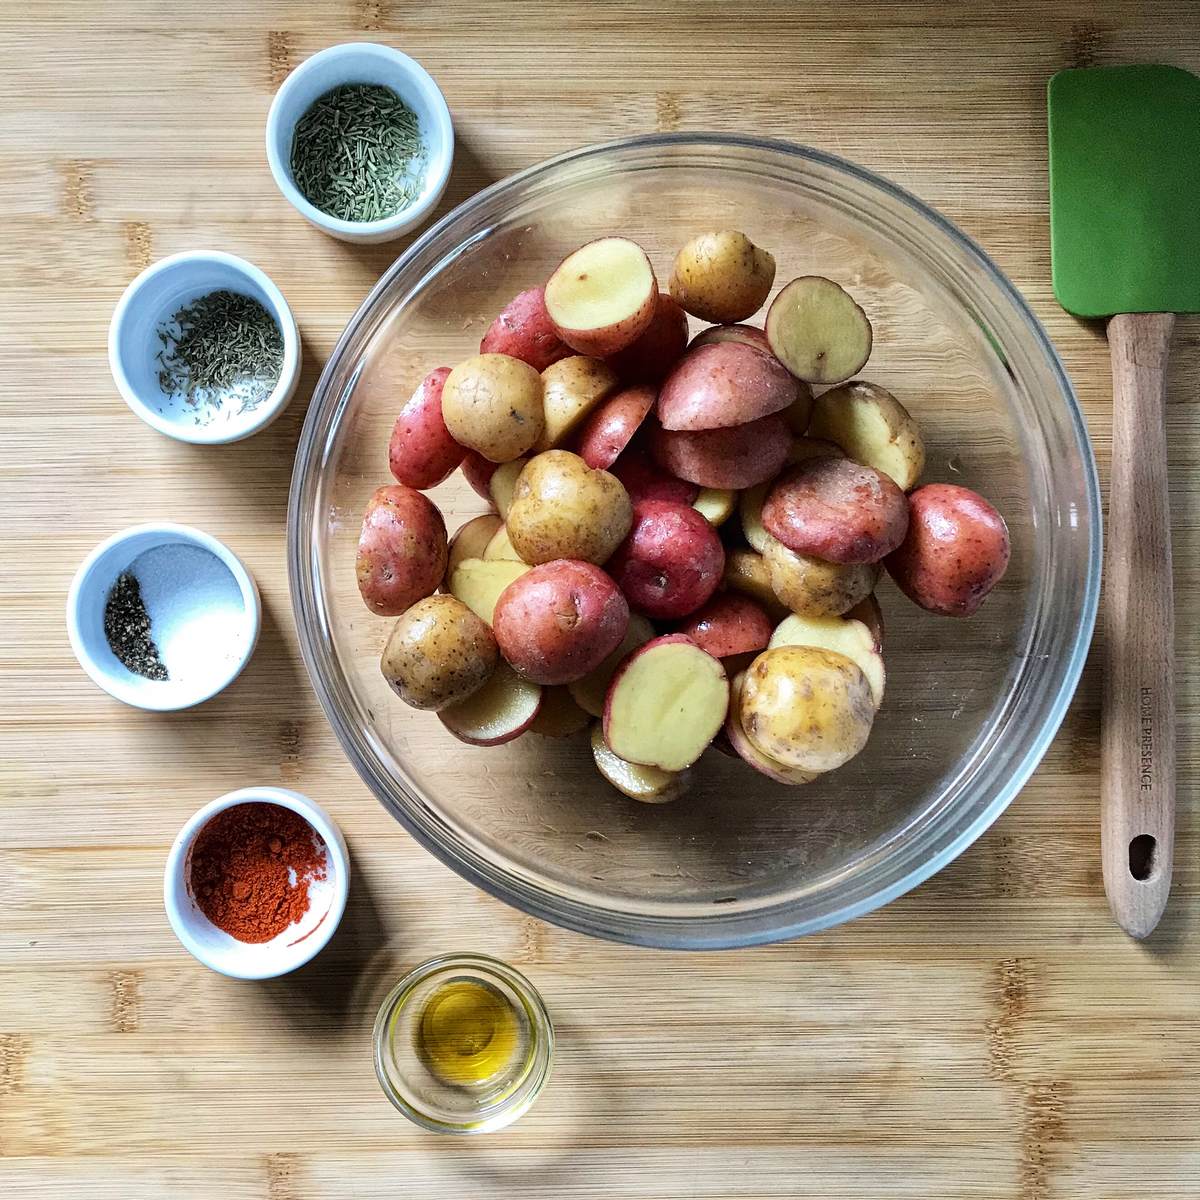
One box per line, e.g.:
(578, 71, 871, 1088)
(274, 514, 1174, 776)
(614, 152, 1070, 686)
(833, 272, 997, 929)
(1049, 63, 1200, 319)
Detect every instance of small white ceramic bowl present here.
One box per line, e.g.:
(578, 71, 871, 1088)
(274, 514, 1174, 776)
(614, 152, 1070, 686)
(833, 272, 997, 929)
(109, 250, 301, 444)
(265, 42, 454, 243)
(165, 787, 350, 979)
(67, 523, 261, 711)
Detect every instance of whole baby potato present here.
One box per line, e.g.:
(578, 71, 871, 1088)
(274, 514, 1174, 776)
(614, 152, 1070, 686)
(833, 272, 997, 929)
(762, 457, 910, 564)
(764, 536, 880, 617)
(479, 287, 572, 371)
(885, 483, 1010, 616)
(651, 411, 791, 490)
(380, 595, 499, 710)
(441, 353, 544, 463)
(606, 500, 725, 619)
(388, 367, 464, 490)
(669, 230, 776, 324)
(608, 292, 690, 384)
(740, 645, 875, 772)
(657, 342, 799, 431)
(506, 450, 633, 565)
(492, 559, 630, 685)
(356, 485, 448, 616)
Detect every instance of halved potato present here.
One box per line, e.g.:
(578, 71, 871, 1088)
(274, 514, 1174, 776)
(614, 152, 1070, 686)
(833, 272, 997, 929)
(544, 238, 657, 356)
(807, 381, 925, 491)
(765, 276, 872, 385)
(739, 482, 771, 554)
(693, 487, 737, 526)
(482, 523, 524, 562)
(537, 356, 619, 450)
(489, 457, 529, 518)
(722, 549, 791, 623)
(446, 514, 503, 579)
(764, 538, 880, 617)
(725, 670, 819, 785)
(568, 612, 655, 717)
(603, 634, 729, 771)
(769, 612, 885, 706)
(448, 557, 532, 625)
(530, 687, 591, 738)
(439, 662, 542, 745)
(590, 723, 689, 803)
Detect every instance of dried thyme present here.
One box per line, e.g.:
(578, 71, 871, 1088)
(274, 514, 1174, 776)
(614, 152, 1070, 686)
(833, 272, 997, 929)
(104, 571, 168, 681)
(156, 290, 284, 421)
(290, 83, 426, 222)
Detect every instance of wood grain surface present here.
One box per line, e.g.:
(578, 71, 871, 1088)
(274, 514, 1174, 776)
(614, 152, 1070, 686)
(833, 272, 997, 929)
(2, 2, 1199, 1197)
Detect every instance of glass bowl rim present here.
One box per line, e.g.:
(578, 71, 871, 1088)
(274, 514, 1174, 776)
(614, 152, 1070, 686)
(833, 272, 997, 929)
(288, 131, 1101, 949)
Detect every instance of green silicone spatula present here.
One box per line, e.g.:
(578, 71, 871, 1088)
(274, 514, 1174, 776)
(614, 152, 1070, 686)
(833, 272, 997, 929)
(1049, 63, 1200, 939)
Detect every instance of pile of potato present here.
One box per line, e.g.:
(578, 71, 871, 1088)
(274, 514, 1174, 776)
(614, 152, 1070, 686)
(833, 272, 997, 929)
(357, 230, 1010, 801)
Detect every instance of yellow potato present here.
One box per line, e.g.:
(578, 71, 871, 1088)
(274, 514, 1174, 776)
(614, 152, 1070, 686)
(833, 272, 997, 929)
(529, 686, 591, 738)
(483, 523, 525, 562)
(537, 356, 619, 450)
(441, 353, 544, 463)
(669, 230, 776, 323)
(506, 450, 633, 565)
(768, 612, 885, 706)
(764, 537, 880, 617)
(807, 381, 925, 491)
(380, 595, 499, 711)
(739, 481, 771, 553)
(740, 645, 874, 772)
(722, 549, 791, 623)
(693, 487, 737, 526)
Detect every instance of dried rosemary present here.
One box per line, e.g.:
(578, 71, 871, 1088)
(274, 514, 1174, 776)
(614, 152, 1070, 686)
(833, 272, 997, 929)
(290, 83, 426, 222)
(155, 290, 284, 421)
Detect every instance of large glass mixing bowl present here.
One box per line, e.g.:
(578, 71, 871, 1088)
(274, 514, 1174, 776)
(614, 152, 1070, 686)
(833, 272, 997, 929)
(289, 134, 1099, 948)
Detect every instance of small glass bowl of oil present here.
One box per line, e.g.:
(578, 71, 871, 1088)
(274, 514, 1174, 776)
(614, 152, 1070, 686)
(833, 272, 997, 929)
(372, 952, 554, 1133)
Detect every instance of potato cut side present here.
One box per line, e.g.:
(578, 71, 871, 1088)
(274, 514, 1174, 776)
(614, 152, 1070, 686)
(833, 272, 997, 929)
(544, 238, 657, 355)
(603, 635, 729, 771)
(766, 276, 872, 385)
(739, 482, 771, 554)
(439, 663, 542, 745)
(568, 612, 654, 717)
(483, 523, 525, 562)
(446, 514, 503, 578)
(530, 686, 591, 738)
(590, 723, 689, 803)
(448, 557, 532, 625)
(489, 457, 528, 518)
(693, 487, 737, 526)
(725, 671, 819, 785)
(769, 613, 885, 707)
(807, 381, 925, 491)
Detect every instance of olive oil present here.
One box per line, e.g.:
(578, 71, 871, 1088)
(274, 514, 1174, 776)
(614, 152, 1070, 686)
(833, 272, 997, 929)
(415, 979, 523, 1088)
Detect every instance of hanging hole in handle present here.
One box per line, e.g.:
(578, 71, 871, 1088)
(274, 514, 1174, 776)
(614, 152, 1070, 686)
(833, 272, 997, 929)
(1128, 834, 1157, 881)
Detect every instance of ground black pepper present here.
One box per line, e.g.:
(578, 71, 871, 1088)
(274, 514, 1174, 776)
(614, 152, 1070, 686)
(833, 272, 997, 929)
(104, 571, 168, 680)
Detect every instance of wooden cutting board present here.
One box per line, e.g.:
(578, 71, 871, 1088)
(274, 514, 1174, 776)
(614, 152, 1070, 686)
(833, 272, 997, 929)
(2, 3, 1197, 1196)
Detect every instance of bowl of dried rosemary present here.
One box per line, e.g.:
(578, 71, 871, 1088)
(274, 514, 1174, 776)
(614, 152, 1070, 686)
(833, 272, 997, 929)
(265, 42, 454, 243)
(108, 250, 301, 445)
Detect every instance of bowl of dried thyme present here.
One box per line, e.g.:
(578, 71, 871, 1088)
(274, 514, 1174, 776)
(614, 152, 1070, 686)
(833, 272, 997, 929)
(66, 522, 261, 710)
(265, 42, 454, 243)
(108, 250, 301, 445)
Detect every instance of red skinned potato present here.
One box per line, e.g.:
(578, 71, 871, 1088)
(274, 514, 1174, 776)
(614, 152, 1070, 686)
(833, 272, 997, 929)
(676, 592, 773, 659)
(651, 411, 791, 489)
(688, 324, 772, 354)
(492, 559, 630, 685)
(608, 293, 690, 383)
(544, 237, 658, 356)
(762, 457, 909, 564)
(885, 483, 1010, 617)
(574, 385, 656, 470)
(610, 450, 698, 506)
(657, 342, 799, 431)
(461, 449, 499, 501)
(607, 499, 725, 619)
(356, 485, 448, 617)
(439, 662, 542, 746)
(604, 634, 730, 771)
(479, 287, 571, 371)
(388, 367, 464, 489)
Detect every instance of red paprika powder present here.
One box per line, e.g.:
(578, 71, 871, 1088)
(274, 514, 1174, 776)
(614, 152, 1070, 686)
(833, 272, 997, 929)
(188, 802, 328, 943)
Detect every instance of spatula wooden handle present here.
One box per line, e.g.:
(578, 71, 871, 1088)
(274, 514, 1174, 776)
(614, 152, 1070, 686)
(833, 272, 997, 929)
(1102, 311, 1176, 939)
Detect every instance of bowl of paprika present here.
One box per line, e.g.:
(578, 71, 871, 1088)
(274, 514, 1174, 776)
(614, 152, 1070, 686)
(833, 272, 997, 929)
(164, 787, 350, 979)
